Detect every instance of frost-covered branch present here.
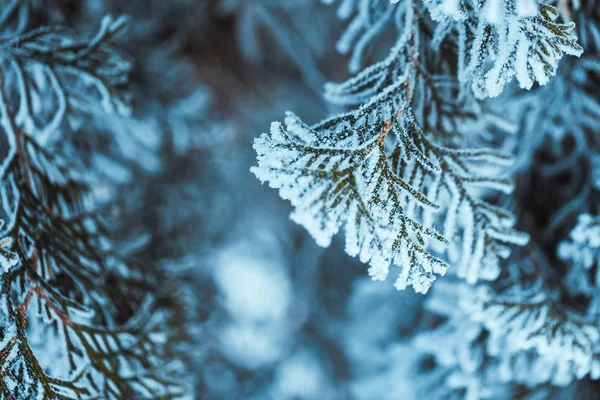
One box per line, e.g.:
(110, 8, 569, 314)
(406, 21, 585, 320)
(0, 16, 191, 399)
(253, 0, 537, 293)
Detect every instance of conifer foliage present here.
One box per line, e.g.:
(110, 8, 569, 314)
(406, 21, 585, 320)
(2, 0, 600, 398)
(252, 0, 581, 293)
(0, 11, 190, 400)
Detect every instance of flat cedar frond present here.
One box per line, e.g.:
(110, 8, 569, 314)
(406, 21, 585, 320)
(425, 0, 583, 97)
(467, 285, 600, 385)
(253, 0, 533, 293)
(253, 118, 447, 294)
(0, 14, 131, 147)
(417, 278, 600, 394)
(0, 16, 192, 399)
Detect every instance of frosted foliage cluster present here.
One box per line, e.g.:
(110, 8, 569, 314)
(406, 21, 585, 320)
(253, 111, 527, 293)
(0, 15, 131, 147)
(338, 0, 583, 98)
(253, 119, 447, 294)
(254, 0, 537, 293)
(416, 281, 600, 398)
(424, 1, 583, 97)
(0, 9, 196, 399)
(467, 287, 600, 386)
